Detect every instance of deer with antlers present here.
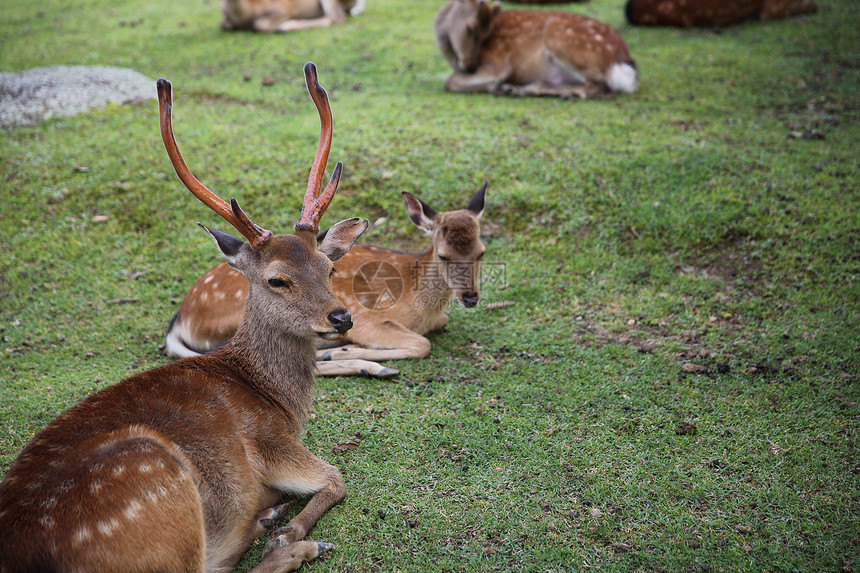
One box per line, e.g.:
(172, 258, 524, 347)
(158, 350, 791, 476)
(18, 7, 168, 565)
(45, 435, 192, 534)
(435, 0, 638, 99)
(625, 0, 817, 27)
(166, 184, 488, 379)
(0, 63, 366, 572)
(221, 0, 365, 32)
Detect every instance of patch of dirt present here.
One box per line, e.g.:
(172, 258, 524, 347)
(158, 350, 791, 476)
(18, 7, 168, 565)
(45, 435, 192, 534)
(700, 246, 763, 284)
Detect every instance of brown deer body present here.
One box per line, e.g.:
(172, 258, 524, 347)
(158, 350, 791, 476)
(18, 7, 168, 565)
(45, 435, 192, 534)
(435, 0, 638, 99)
(166, 186, 488, 379)
(0, 63, 368, 573)
(221, 0, 364, 32)
(625, 0, 817, 27)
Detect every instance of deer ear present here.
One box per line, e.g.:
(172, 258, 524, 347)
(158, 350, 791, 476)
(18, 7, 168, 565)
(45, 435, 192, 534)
(402, 192, 437, 234)
(200, 223, 244, 256)
(200, 223, 246, 270)
(318, 218, 369, 262)
(466, 181, 487, 219)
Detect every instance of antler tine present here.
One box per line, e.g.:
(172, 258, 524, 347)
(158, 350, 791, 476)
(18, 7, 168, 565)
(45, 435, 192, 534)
(295, 62, 340, 232)
(157, 78, 271, 248)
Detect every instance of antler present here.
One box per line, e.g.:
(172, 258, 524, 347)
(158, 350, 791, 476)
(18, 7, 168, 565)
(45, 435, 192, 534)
(295, 62, 342, 233)
(157, 78, 272, 249)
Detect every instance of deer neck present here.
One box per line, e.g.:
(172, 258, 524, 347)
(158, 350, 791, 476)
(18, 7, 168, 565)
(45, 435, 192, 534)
(218, 321, 318, 424)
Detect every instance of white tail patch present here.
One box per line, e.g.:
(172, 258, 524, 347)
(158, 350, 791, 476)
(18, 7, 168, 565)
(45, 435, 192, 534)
(165, 320, 205, 358)
(607, 63, 638, 94)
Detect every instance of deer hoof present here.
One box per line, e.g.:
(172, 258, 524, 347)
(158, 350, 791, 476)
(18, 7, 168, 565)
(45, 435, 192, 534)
(262, 534, 288, 559)
(257, 501, 292, 529)
(374, 367, 400, 379)
(260, 539, 335, 570)
(262, 525, 296, 559)
(316, 541, 335, 555)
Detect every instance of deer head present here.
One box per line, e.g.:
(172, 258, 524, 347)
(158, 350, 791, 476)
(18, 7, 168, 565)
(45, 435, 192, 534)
(435, 0, 501, 73)
(402, 183, 487, 308)
(157, 63, 368, 343)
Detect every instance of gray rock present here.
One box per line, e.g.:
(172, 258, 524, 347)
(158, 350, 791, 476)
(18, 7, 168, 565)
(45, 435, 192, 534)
(0, 65, 155, 128)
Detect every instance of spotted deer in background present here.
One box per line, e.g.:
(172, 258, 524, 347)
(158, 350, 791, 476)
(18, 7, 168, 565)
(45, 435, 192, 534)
(435, 0, 638, 99)
(166, 184, 489, 379)
(0, 63, 368, 573)
(221, 0, 365, 32)
(625, 0, 817, 27)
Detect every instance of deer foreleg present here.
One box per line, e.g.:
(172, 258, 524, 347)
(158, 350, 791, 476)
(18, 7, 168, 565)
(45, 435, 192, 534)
(444, 71, 507, 94)
(316, 358, 400, 378)
(271, 16, 341, 31)
(249, 540, 334, 573)
(318, 320, 432, 363)
(267, 448, 345, 544)
(251, 502, 295, 538)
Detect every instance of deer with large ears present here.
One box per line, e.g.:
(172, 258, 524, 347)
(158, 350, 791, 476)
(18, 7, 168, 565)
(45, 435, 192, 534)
(435, 0, 638, 99)
(166, 184, 488, 379)
(0, 63, 367, 573)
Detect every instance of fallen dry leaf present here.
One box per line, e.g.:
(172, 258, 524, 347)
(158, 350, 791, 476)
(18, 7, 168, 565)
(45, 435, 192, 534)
(331, 442, 359, 453)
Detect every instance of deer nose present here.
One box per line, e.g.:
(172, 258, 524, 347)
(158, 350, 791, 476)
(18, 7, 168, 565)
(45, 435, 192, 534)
(328, 309, 353, 333)
(462, 292, 479, 308)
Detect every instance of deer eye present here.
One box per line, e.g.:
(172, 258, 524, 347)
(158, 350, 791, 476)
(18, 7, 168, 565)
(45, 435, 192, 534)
(329, 267, 337, 279)
(268, 277, 292, 289)
(438, 255, 450, 262)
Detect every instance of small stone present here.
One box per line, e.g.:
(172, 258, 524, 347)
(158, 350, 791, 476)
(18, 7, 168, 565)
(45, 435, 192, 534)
(638, 341, 656, 353)
(682, 363, 708, 373)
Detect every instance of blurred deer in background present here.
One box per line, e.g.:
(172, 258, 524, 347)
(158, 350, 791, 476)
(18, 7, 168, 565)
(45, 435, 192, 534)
(0, 63, 367, 573)
(166, 185, 489, 379)
(625, 0, 817, 27)
(435, 0, 638, 99)
(221, 0, 365, 32)
(506, 0, 589, 3)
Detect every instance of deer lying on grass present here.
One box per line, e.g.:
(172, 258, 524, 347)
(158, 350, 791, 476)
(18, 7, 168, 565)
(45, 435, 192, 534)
(625, 0, 817, 27)
(221, 0, 365, 32)
(435, 0, 638, 99)
(166, 185, 488, 379)
(0, 63, 367, 573)
(506, 0, 588, 3)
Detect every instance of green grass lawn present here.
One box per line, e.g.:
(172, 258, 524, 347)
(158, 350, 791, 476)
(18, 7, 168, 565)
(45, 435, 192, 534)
(1, 0, 858, 571)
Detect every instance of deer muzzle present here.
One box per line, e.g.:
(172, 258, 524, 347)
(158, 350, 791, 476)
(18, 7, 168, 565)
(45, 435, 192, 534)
(327, 309, 353, 334)
(461, 291, 479, 308)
